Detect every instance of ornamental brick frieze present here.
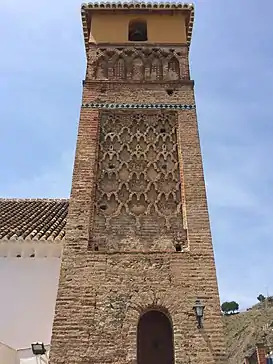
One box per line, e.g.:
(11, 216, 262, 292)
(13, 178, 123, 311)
(82, 102, 195, 110)
(91, 110, 187, 252)
(87, 46, 190, 82)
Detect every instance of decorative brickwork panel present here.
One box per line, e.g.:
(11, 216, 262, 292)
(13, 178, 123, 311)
(91, 110, 187, 252)
(150, 56, 162, 80)
(168, 57, 180, 80)
(113, 57, 126, 79)
(88, 46, 190, 82)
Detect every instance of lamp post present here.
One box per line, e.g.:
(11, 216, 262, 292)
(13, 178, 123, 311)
(31, 342, 48, 364)
(193, 299, 205, 329)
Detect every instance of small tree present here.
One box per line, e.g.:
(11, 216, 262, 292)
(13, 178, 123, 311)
(221, 301, 239, 315)
(221, 301, 231, 315)
(229, 301, 239, 313)
(257, 294, 266, 303)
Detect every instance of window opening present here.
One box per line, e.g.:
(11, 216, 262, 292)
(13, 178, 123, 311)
(129, 20, 148, 42)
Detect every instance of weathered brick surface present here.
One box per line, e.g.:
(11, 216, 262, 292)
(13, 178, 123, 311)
(49, 43, 227, 364)
(50, 254, 226, 364)
(83, 82, 195, 105)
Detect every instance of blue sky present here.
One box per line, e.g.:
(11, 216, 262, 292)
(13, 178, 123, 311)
(0, 0, 273, 310)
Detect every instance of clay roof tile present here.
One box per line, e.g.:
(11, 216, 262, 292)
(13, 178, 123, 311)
(0, 199, 69, 241)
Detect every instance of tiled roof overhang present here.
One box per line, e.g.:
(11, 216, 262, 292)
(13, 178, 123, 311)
(0, 199, 68, 241)
(81, 2, 195, 53)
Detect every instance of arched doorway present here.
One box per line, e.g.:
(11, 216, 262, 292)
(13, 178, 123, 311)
(137, 310, 174, 364)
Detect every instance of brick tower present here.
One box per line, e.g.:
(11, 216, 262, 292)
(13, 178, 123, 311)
(49, 3, 227, 364)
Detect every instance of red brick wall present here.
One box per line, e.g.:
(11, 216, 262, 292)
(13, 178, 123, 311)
(257, 344, 267, 364)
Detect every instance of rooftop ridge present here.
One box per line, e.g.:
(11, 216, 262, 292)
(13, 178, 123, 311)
(81, 1, 194, 9)
(0, 198, 69, 202)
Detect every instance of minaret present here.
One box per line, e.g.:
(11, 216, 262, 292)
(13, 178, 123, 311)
(49, 3, 227, 364)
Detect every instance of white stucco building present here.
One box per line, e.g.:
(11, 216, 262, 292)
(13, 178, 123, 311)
(0, 198, 66, 361)
(0, 342, 50, 364)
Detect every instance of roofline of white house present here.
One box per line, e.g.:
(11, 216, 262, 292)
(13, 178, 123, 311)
(0, 240, 63, 258)
(17, 344, 50, 352)
(0, 341, 17, 351)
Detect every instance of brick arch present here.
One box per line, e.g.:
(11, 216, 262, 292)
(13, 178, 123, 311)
(126, 290, 179, 318)
(138, 305, 173, 324)
(137, 308, 174, 364)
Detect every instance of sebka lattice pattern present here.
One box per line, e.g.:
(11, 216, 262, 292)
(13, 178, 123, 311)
(92, 110, 186, 251)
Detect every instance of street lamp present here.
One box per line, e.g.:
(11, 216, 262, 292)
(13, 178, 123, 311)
(31, 342, 46, 356)
(31, 342, 48, 364)
(193, 299, 205, 329)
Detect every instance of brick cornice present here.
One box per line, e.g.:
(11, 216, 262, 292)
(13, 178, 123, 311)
(83, 79, 194, 87)
(88, 42, 190, 49)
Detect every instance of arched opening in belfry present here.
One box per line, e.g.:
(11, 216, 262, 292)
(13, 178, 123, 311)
(137, 309, 174, 364)
(128, 19, 148, 42)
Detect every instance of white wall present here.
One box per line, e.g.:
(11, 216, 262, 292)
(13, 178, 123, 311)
(0, 258, 61, 349)
(0, 343, 50, 364)
(0, 342, 17, 364)
(17, 346, 50, 364)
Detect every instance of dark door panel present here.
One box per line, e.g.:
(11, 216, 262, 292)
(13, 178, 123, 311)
(137, 310, 174, 364)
